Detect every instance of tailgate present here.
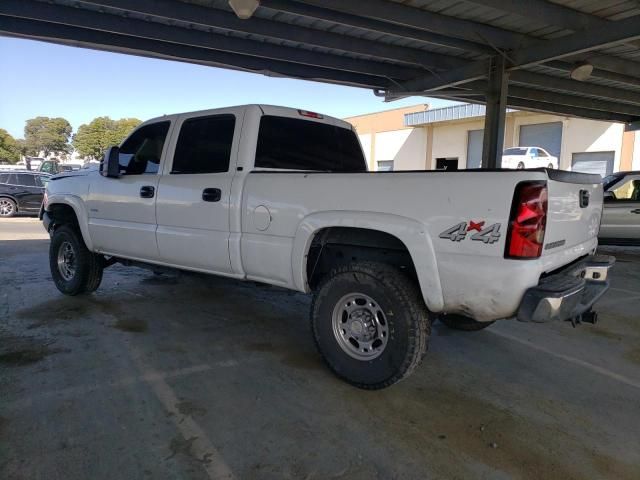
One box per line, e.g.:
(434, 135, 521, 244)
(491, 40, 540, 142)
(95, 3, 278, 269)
(544, 170, 603, 254)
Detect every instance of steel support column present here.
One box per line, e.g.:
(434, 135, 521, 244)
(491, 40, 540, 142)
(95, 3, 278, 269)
(482, 56, 508, 169)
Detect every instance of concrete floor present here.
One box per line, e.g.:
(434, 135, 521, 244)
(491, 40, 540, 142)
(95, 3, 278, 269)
(1, 218, 639, 480)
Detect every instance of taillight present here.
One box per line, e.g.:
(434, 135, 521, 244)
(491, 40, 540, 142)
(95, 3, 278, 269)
(505, 181, 548, 259)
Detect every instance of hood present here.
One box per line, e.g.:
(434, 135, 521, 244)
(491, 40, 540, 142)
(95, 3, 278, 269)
(50, 167, 98, 181)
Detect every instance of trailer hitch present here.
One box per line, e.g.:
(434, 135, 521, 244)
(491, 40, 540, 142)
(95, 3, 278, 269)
(567, 309, 598, 328)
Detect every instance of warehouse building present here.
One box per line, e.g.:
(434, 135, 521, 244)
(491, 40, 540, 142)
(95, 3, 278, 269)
(347, 103, 640, 176)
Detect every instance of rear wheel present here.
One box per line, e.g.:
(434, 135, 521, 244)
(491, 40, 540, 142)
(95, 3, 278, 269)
(440, 314, 494, 331)
(50, 225, 103, 295)
(517, 162, 525, 169)
(311, 262, 430, 389)
(0, 198, 17, 217)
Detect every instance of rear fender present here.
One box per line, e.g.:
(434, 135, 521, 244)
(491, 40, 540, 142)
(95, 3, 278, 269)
(292, 211, 444, 311)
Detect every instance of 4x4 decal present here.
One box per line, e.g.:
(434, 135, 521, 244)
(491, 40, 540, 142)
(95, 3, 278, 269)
(439, 221, 501, 244)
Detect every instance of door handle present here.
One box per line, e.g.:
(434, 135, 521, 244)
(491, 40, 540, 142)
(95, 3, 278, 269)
(631, 209, 640, 214)
(140, 185, 155, 198)
(202, 188, 222, 202)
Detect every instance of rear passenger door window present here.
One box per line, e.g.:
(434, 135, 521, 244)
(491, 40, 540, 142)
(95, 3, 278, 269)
(171, 115, 235, 174)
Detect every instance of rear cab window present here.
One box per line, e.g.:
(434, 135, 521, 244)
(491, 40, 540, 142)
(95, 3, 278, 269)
(255, 115, 366, 172)
(504, 148, 528, 156)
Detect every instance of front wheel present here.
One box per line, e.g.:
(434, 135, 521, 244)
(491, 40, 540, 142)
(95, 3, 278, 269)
(440, 314, 494, 331)
(311, 262, 431, 389)
(50, 225, 104, 295)
(547, 163, 554, 169)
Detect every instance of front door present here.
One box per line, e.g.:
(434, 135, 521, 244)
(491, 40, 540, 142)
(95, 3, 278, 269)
(155, 112, 240, 274)
(601, 174, 640, 243)
(87, 121, 172, 261)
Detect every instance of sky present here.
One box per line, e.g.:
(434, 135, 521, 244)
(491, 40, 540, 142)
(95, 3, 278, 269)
(0, 37, 455, 139)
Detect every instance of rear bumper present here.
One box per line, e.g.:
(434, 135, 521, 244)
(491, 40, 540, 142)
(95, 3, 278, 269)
(517, 255, 615, 323)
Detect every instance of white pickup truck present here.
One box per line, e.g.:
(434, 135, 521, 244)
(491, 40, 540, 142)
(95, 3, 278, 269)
(41, 104, 614, 389)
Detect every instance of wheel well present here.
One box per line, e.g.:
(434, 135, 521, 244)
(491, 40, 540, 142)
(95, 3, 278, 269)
(48, 203, 80, 231)
(306, 227, 418, 290)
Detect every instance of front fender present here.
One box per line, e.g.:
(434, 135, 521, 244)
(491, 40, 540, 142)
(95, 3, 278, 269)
(46, 194, 94, 251)
(291, 211, 444, 312)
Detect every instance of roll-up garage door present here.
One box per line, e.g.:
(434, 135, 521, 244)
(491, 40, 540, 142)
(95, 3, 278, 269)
(466, 129, 483, 169)
(519, 122, 563, 158)
(571, 151, 615, 176)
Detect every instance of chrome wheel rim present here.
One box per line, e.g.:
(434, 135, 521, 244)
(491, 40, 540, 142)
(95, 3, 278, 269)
(0, 199, 14, 216)
(57, 241, 77, 281)
(331, 293, 389, 360)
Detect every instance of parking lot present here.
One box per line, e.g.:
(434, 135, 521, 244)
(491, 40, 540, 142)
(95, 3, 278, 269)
(1, 217, 639, 479)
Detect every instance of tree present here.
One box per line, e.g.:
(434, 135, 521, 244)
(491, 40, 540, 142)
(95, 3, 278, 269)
(0, 129, 20, 163)
(24, 117, 73, 157)
(73, 117, 142, 160)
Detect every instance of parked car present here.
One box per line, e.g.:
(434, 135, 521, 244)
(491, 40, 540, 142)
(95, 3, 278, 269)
(501, 147, 559, 169)
(39, 159, 83, 175)
(0, 171, 50, 217)
(41, 105, 613, 389)
(600, 170, 640, 245)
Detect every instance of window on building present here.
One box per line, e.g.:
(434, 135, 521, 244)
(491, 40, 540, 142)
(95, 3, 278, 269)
(255, 116, 366, 172)
(377, 160, 394, 171)
(119, 121, 170, 175)
(172, 115, 236, 174)
(435, 158, 459, 171)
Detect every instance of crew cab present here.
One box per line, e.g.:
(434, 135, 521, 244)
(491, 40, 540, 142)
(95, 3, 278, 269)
(41, 105, 613, 389)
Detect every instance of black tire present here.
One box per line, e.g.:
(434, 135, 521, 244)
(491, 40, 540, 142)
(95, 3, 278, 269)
(50, 225, 103, 295)
(547, 163, 554, 169)
(311, 261, 431, 390)
(517, 162, 525, 169)
(0, 198, 17, 218)
(439, 314, 494, 331)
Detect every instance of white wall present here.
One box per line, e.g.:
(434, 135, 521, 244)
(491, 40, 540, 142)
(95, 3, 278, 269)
(374, 128, 426, 170)
(431, 120, 484, 169)
(357, 133, 372, 169)
(563, 119, 624, 171)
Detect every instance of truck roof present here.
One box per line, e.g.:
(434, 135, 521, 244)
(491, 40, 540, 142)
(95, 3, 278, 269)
(141, 104, 353, 130)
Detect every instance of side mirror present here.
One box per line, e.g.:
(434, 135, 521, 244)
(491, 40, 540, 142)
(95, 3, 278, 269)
(603, 191, 615, 201)
(101, 146, 121, 178)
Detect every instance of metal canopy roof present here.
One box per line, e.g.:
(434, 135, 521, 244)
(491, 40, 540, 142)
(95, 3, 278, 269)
(1, 0, 640, 126)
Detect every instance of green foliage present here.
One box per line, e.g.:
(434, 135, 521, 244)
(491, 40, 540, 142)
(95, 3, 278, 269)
(0, 129, 20, 163)
(24, 117, 73, 156)
(73, 117, 142, 160)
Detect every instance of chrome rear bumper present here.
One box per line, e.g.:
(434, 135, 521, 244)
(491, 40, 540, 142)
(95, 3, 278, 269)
(517, 255, 615, 323)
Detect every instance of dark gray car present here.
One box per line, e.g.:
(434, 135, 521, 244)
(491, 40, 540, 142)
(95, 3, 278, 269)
(600, 171, 640, 245)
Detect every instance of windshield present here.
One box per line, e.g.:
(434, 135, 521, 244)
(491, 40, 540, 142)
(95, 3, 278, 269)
(603, 174, 623, 190)
(503, 148, 528, 156)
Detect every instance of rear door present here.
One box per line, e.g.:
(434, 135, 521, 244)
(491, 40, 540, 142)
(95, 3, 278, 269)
(155, 110, 240, 273)
(600, 174, 640, 242)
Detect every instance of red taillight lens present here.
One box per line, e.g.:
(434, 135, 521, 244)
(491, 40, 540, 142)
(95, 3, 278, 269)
(298, 109, 323, 119)
(505, 181, 548, 259)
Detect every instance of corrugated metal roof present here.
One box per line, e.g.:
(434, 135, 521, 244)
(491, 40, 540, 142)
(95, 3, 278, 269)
(0, 0, 638, 125)
(405, 103, 516, 126)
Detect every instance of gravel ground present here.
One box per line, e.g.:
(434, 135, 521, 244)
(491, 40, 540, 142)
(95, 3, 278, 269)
(1, 218, 639, 480)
